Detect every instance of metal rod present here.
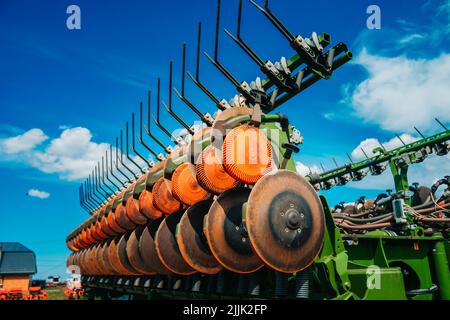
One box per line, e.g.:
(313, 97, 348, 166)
(152, 78, 180, 143)
(126, 121, 146, 174)
(140, 98, 166, 154)
(103, 155, 120, 190)
(115, 138, 133, 183)
(120, 130, 139, 178)
(132, 112, 153, 165)
(108, 147, 126, 186)
(99, 161, 115, 194)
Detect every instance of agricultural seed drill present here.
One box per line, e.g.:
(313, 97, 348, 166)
(66, 0, 450, 300)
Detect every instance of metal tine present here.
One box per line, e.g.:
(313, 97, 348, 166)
(83, 181, 99, 210)
(163, 60, 194, 134)
(186, 22, 226, 111)
(224, 0, 265, 67)
(203, 0, 243, 89)
(88, 174, 104, 204)
(103, 155, 120, 190)
(81, 184, 95, 213)
(249, 0, 295, 42)
(414, 127, 426, 139)
(141, 95, 170, 155)
(435, 118, 448, 131)
(132, 112, 154, 166)
(125, 121, 146, 174)
(173, 43, 213, 125)
(115, 138, 134, 184)
(93, 167, 109, 199)
(119, 133, 138, 180)
(98, 161, 115, 194)
(108, 147, 126, 187)
(79, 185, 92, 214)
(151, 78, 180, 143)
(84, 179, 99, 208)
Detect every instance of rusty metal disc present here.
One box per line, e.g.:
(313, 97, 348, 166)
(196, 145, 240, 194)
(117, 233, 141, 275)
(125, 196, 148, 225)
(101, 239, 118, 275)
(100, 215, 117, 237)
(177, 200, 222, 274)
(139, 219, 171, 275)
(115, 202, 137, 231)
(152, 178, 182, 215)
(245, 170, 325, 273)
(205, 187, 263, 274)
(155, 211, 196, 276)
(138, 189, 163, 220)
(222, 125, 273, 185)
(126, 226, 156, 275)
(211, 106, 253, 145)
(107, 209, 127, 234)
(107, 237, 136, 275)
(172, 162, 210, 206)
(95, 242, 112, 275)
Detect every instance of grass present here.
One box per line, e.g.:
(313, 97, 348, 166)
(44, 285, 67, 300)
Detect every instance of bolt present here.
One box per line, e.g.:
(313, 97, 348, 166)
(235, 226, 240, 231)
(285, 228, 289, 233)
(290, 203, 295, 208)
(242, 238, 246, 243)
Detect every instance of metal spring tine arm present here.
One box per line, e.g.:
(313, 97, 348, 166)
(165, 60, 194, 133)
(132, 112, 154, 165)
(249, 0, 294, 42)
(119, 133, 138, 179)
(79, 185, 91, 213)
(186, 22, 224, 110)
(85, 179, 100, 208)
(204, 0, 246, 89)
(89, 174, 104, 204)
(80, 185, 94, 213)
(141, 97, 167, 154)
(151, 78, 180, 143)
(125, 121, 146, 174)
(224, 0, 265, 67)
(98, 161, 115, 194)
(94, 168, 109, 199)
(103, 155, 120, 190)
(108, 147, 126, 187)
(84, 180, 99, 208)
(174, 43, 214, 124)
(115, 138, 133, 183)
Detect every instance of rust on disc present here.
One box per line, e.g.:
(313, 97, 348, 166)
(139, 219, 171, 275)
(107, 237, 135, 275)
(101, 240, 118, 275)
(205, 187, 263, 274)
(172, 162, 210, 206)
(210, 106, 253, 145)
(155, 211, 196, 276)
(196, 145, 240, 195)
(139, 189, 163, 220)
(245, 170, 325, 274)
(177, 200, 222, 274)
(125, 226, 156, 275)
(107, 209, 127, 234)
(152, 178, 182, 215)
(125, 196, 148, 225)
(116, 233, 141, 275)
(100, 215, 117, 237)
(115, 202, 137, 231)
(95, 243, 112, 275)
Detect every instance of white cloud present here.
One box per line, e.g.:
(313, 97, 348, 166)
(351, 134, 418, 160)
(349, 50, 450, 133)
(27, 189, 50, 199)
(0, 128, 48, 154)
(0, 127, 110, 181)
(296, 162, 321, 177)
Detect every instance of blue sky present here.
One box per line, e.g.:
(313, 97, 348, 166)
(0, 0, 449, 279)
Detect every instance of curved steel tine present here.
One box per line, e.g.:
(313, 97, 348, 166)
(118, 135, 137, 181)
(152, 78, 181, 144)
(249, 0, 294, 42)
(79, 185, 93, 214)
(89, 174, 104, 204)
(165, 60, 194, 133)
(173, 43, 214, 125)
(224, 0, 265, 67)
(132, 111, 154, 166)
(103, 155, 120, 190)
(204, 0, 242, 88)
(143, 90, 173, 153)
(81, 184, 95, 213)
(94, 167, 109, 199)
(98, 161, 115, 194)
(115, 138, 133, 184)
(84, 179, 99, 209)
(186, 22, 225, 110)
(125, 121, 146, 174)
(108, 147, 126, 187)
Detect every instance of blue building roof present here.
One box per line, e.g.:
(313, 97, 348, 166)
(0, 242, 37, 275)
